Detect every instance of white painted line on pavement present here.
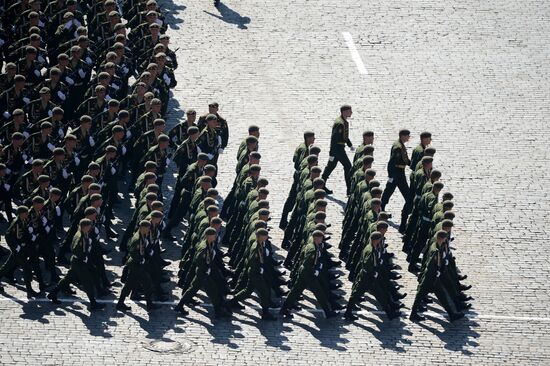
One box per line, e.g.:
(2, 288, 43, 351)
(342, 32, 367, 75)
(2, 296, 550, 322)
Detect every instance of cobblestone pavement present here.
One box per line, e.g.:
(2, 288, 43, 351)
(1, 0, 550, 364)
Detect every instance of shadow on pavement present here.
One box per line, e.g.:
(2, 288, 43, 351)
(204, 2, 251, 30)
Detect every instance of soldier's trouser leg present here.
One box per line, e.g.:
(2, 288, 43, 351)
(347, 274, 367, 311)
(403, 198, 421, 248)
(2, 195, 13, 221)
(281, 272, 308, 309)
(203, 276, 223, 311)
(397, 179, 411, 231)
(433, 280, 458, 317)
(410, 222, 430, 264)
(370, 281, 395, 316)
(167, 179, 184, 220)
(39, 240, 58, 282)
(178, 274, 205, 306)
(281, 174, 298, 223)
(309, 278, 331, 312)
(59, 222, 78, 258)
(381, 169, 404, 209)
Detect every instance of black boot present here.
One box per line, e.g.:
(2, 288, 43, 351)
(146, 296, 160, 312)
(89, 300, 106, 311)
(47, 287, 61, 304)
(261, 307, 277, 321)
(174, 301, 189, 316)
(116, 301, 131, 312)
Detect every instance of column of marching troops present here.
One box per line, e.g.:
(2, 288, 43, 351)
(0, 2, 473, 323)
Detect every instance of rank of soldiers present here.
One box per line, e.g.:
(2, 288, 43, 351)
(0, 0, 472, 324)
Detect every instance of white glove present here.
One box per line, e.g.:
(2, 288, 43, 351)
(112, 83, 120, 90)
(23, 97, 30, 104)
(380, 258, 384, 264)
(206, 268, 211, 275)
(5, 168, 11, 174)
(48, 110, 53, 117)
(78, 69, 86, 78)
(0, 39, 4, 47)
(65, 76, 74, 85)
(328, 156, 335, 162)
(149, 249, 154, 256)
(140, 258, 145, 264)
(38, 20, 44, 27)
(387, 177, 394, 183)
(88, 136, 95, 146)
(94, 227, 99, 234)
(45, 226, 51, 233)
(217, 136, 222, 145)
(2, 111, 10, 119)
(207, 153, 214, 160)
(22, 132, 29, 138)
(41, 217, 47, 225)
(64, 19, 73, 29)
(260, 267, 264, 275)
(265, 248, 270, 256)
(105, 95, 112, 101)
(436, 270, 441, 278)
(22, 153, 28, 160)
(47, 143, 55, 151)
(34, 69, 41, 77)
(28, 227, 34, 234)
(121, 146, 127, 155)
(55, 206, 61, 216)
(163, 74, 171, 85)
(165, 157, 170, 165)
(110, 166, 116, 175)
(4, 183, 10, 191)
(218, 148, 224, 154)
(319, 263, 323, 269)
(373, 272, 378, 278)
(122, 66, 129, 75)
(62, 168, 69, 179)
(38, 55, 45, 64)
(58, 128, 64, 138)
(57, 91, 66, 101)
(83, 257, 88, 263)
(31, 234, 37, 242)
(15, 245, 21, 253)
(314, 270, 319, 277)
(85, 57, 93, 65)
(74, 156, 80, 166)
(126, 130, 132, 138)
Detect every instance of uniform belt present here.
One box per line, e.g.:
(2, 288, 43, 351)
(422, 216, 432, 222)
(337, 142, 346, 145)
(395, 165, 406, 169)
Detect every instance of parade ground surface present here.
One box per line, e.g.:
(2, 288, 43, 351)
(1, 0, 550, 364)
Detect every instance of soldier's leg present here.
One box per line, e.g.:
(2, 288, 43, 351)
(337, 150, 353, 195)
(321, 153, 339, 183)
(396, 172, 411, 231)
(309, 278, 332, 315)
(280, 173, 299, 227)
(40, 239, 59, 283)
(433, 280, 460, 318)
(381, 176, 398, 210)
(58, 222, 78, 261)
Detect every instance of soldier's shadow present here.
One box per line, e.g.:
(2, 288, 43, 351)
(159, 2, 186, 30)
(291, 310, 350, 351)
(15, 296, 65, 324)
(204, 2, 251, 30)
(124, 306, 186, 340)
(418, 313, 480, 354)
(236, 306, 293, 350)
(185, 304, 244, 349)
(352, 312, 412, 352)
(62, 302, 118, 338)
